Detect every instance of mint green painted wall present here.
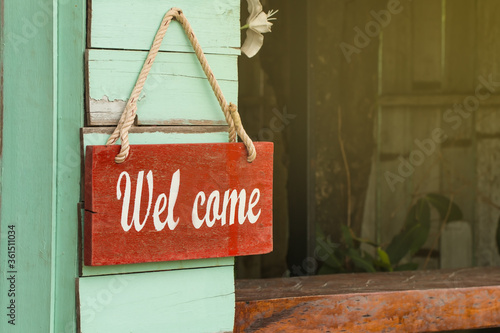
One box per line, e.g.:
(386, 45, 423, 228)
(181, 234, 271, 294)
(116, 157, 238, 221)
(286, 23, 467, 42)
(54, 1, 86, 332)
(78, 266, 235, 333)
(0, 0, 85, 332)
(1, 1, 56, 332)
(89, 0, 240, 55)
(87, 50, 238, 125)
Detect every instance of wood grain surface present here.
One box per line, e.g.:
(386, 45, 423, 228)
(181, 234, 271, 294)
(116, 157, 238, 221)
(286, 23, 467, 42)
(234, 267, 500, 332)
(88, 0, 240, 55)
(77, 266, 235, 333)
(86, 49, 238, 126)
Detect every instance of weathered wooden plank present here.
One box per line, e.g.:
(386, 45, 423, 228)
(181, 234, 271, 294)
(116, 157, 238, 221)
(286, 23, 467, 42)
(86, 49, 238, 126)
(476, 138, 500, 267)
(77, 266, 235, 333)
(84, 143, 274, 266)
(411, 0, 442, 90)
(235, 267, 500, 332)
(476, 0, 500, 78)
(408, 108, 441, 260)
(476, 107, 500, 135)
(474, 1, 500, 269)
(379, 107, 411, 155)
(0, 1, 57, 332)
(81, 128, 233, 275)
(380, 0, 412, 94)
(88, 0, 240, 55)
(54, 1, 87, 331)
(444, 0, 476, 92)
(409, 107, 442, 196)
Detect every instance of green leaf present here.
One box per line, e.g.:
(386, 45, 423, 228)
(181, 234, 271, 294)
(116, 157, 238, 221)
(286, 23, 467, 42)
(387, 200, 432, 264)
(348, 248, 376, 273)
(322, 251, 343, 269)
(341, 225, 354, 248)
(385, 227, 415, 264)
(377, 247, 391, 267)
(425, 193, 463, 222)
(408, 223, 431, 257)
(405, 198, 431, 230)
(496, 215, 500, 256)
(394, 262, 419, 271)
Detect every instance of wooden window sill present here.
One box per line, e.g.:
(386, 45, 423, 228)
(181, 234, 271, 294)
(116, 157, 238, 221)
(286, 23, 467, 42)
(235, 267, 500, 332)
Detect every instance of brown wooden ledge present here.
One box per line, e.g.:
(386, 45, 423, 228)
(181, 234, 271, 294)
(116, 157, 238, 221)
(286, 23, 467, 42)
(234, 267, 500, 332)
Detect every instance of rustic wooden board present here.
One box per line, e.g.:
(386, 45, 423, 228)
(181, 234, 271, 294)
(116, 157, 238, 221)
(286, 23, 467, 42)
(380, 0, 412, 94)
(88, 0, 240, 55)
(476, 138, 500, 267)
(476, 0, 500, 78)
(81, 128, 234, 276)
(379, 106, 411, 155)
(476, 107, 500, 135)
(411, 0, 442, 90)
(86, 49, 237, 126)
(85, 143, 274, 266)
(444, 0, 476, 92)
(235, 267, 500, 332)
(77, 266, 235, 333)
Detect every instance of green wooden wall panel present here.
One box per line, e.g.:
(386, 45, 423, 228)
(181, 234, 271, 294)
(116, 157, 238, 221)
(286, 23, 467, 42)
(87, 49, 238, 126)
(88, 0, 240, 55)
(81, 128, 234, 277)
(0, 1, 55, 332)
(55, 1, 86, 332)
(77, 266, 235, 333)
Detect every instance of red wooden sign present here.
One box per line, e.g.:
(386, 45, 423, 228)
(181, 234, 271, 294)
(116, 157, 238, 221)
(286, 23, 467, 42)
(84, 142, 273, 266)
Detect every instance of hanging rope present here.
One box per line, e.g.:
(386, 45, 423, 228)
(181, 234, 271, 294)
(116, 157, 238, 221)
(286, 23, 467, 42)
(106, 7, 256, 163)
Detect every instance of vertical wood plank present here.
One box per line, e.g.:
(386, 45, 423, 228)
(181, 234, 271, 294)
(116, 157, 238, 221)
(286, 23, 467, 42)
(379, 107, 411, 156)
(476, 108, 500, 135)
(77, 266, 235, 333)
(476, 0, 500, 78)
(409, 108, 441, 260)
(412, 0, 442, 90)
(0, 1, 55, 332)
(54, 0, 86, 332)
(476, 138, 500, 267)
(475, 0, 500, 267)
(380, 0, 412, 94)
(378, 107, 411, 245)
(444, 0, 476, 92)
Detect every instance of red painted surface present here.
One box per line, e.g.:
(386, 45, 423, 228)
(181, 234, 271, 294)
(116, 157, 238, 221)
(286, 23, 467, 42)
(84, 142, 273, 266)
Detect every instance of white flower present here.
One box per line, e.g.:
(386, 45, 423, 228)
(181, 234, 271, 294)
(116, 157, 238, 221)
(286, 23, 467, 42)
(241, 0, 278, 58)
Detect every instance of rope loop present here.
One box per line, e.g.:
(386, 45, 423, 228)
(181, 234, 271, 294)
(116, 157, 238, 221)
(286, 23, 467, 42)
(106, 8, 255, 163)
